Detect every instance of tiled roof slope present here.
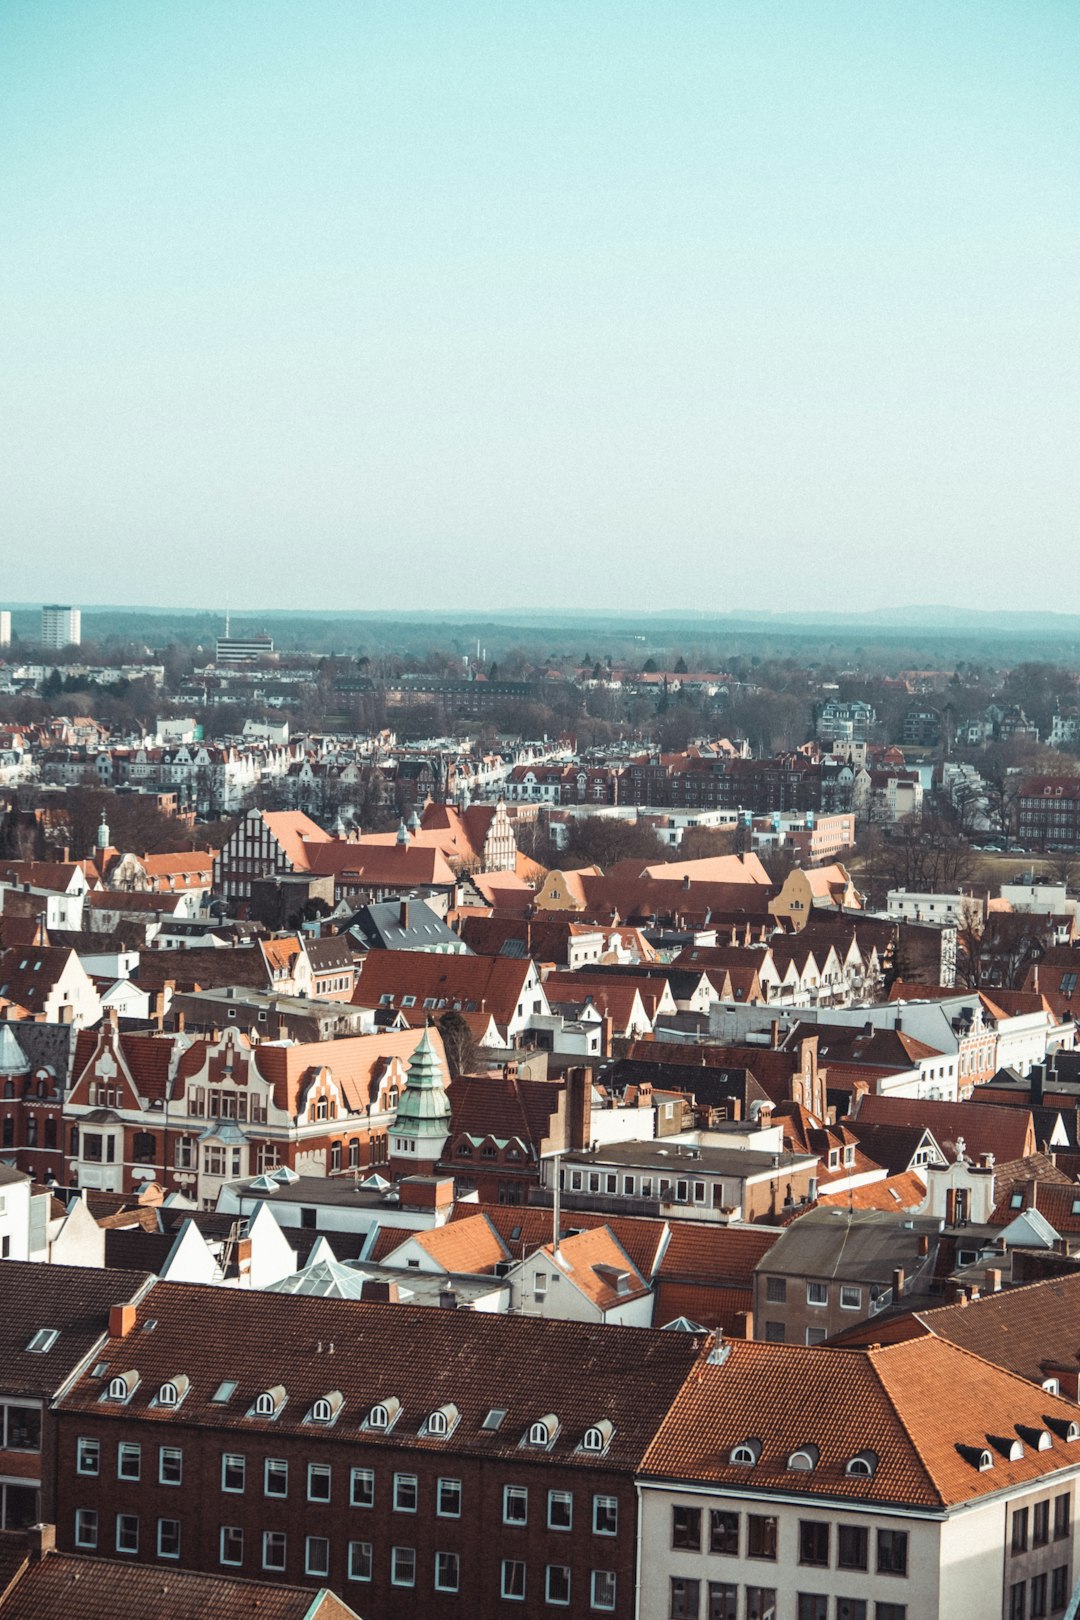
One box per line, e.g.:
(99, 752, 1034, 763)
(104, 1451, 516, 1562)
(0, 1261, 154, 1398)
(871, 1273, 1080, 1387)
(0, 1545, 359, 1618)
(445, 1202, 669, 1280)
(854, 1094, 1036, 1162)
(58, 1281, 706, 1470)
(643, 1336, 1080, 1509)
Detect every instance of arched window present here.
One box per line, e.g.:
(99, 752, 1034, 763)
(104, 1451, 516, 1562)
(158, 1382, 178, 1407)
(311, 1398, 333, 1424)
(787, 1445, 819, 1472)
(529, 1421, 550, 1446)
(845, 1451, 878, 1478)
(427, 1410, 448, 1435)
(254, 1390, 279, 1417)
(731, 1438, 762, 1467)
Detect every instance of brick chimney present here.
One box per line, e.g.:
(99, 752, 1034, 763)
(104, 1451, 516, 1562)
(26, 1523, 56, 1563)
(985, 1267, 1003, 1293)
(109, 1303, 136, 1339)
(400, 900, 410, 930)
(567, 1066, 593, 1151)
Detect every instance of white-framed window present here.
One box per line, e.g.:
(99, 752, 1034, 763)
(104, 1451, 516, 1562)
(437, 1477, 462, 1517)
(593, 1495, 618, 1536)
(394, 1473, 418, 1512)
(548, 1490, 573, 1530)
(220, 1525, 243, 1566)
(265, 1457, 288, 1497)
(158, 1446, 182, 1486)
(157, 1519, 181, 1560)
(308, 1463, 331, 1503)
(502, 1559, 527, 1600)
(840, 1285, 862, 1310)
(75, 1508, 97, 1548)
(76, 1438, 100, 1476)
(305, 1535, 330, 1577)
(115, 1513, 139, 1555)
(547, 1564, 572, 1606)
(504, 1484, 528, 1524)
(436, 1549, 461, 1592)
(222, 1453, 245, 1493)
(351, 1467, 375, 1507)
(263, 1530, 286, 1571)
(392, 1545, 416, 1587)
(348, 1540, 372, 1581)
(117, 1442, 141, 1481)
(592, 1574, 615, 1613)
(806, 1282, 828, 1307)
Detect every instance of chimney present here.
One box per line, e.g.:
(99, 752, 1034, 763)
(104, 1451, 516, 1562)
(26, 1523, 56, 1563)
(567, 1066, 593, 1151)
(109, 1303, 136, 1339)
(735, 1310, 754, 1340)
(892, 1267, 905, 1298)
(1031, 1063, 1046, 1107)
(918, 1233, 930, 1256)
(985, 1267, 1003, 1293)
(400, 900, 409, 930)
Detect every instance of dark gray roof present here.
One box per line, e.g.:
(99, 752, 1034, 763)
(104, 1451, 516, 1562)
(754, 1208, 941, 1285)
(0, 1260, 154, 1399)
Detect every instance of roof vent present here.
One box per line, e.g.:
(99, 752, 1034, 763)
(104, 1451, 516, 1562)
(787, 1444, 820, 1472)
(251, 1385, 286, 1418)
(845, 1449, 878, 1478)
(731, 1437, 763, 1467)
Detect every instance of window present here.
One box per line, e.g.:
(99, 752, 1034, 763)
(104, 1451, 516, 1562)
(1054, 1492, 1070, 1539)
(764, 1320, 785, 1342)
(436, 1550, 460, 1592)
(159, 1447, 182, 1486)
(673, 1503, 702, 1550)
(394, 1472, 418, 1512)
(75, 1508, 98, 1548)
(305, 1536, 330, 1577)
(670, 1577, 701, 1619)
(840, 1285, 862, 1309)
(838, 1524, 869, 1570)
(2, 1406, 41, 1450)
(799, 1521, 830, 1566)
(502, 1560, 527, 1600)
(220, 1525, 243, 1566)
(547, 1564, 572, 1605)
(748, 1514, 778, 1560)
(77, 1438, 100, 1476)
(1010, 1582, 1028, 1620)
(262, 1530, 286, 1571)
(746, 1596, 776, 1620)
(708, 1584, 738, 1620)
(838, 1603, 868, 1620)
(592, 1570, 617, 1611)
(115, 1513, 139, 1555)
(222, 1453, 245, 1493)
(876, 1528, 908, 1576)
(798, 1599, 828, 1620)
(710, 1510, 739, 1554)
(548, 1490, 573, 1530)
(504, 1484, 528, 1524)
(874, 1607, 907, 1620)
(1013, 1507, 1030, 1554)
(348, 1541, 372, 1582)
(113, 1440, 140, 1481)
(351, 1467, 374, 1508)
(593, 1494, 618, 1535)
(158, 1519, 181, 1559)
(436, 1476, 461, 1517)
(1034, 1498, 1050, 1546)
(1053, 1567, 1069, 1609)
(265, 1457, 288, 1497)
(806, 1281, 828, 1306)
(1031, 1572, 1048, 1619)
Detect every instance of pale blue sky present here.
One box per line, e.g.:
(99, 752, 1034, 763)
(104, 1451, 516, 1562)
(1, 1, 1077, 614)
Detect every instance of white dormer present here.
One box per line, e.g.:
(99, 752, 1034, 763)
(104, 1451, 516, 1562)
(526, 1413, 560, 1448)
(250, 1384, 286, 1418)
(365, 1396, 401, 1432)
(308, 1390, 344, 1425)
(156, 1375, 189, 1409)
(582, 1419, 614, 1455)
(423, 1402, 459, 1438)
(106, 1370, 140, 1403)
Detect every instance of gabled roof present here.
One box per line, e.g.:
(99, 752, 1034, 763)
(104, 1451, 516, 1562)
(0, 1260, 154, 1399)
(353, 950, 537, 1024)
(854, 1094, 1037, 1164)
(539, 1226, 650, 1311)
(386, 1213, 511, 1274)
(643, 1334, 1080, 1509)
(444, 1072, 565, 1157)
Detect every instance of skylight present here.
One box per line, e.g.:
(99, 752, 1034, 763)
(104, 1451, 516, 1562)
(211, 1380, 237, 1403)
(26, 1328, 59, 1354)
(482, 1407, 508, 1431)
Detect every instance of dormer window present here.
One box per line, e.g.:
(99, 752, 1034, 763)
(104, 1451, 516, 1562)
(845, 1449, 878, 1478)
(107, 1371, 139, 1403)
(787, 1444, 820, 1472)
(526, 1414, 560, 1448)
(156, 1376, 189, 1408)
(365, 1397, 401, 1432)
(423, 1403, 459, 1438)
(988, 1435, 1024, 1462)
(955, 1445, 996, 1472)
(1043, 1378, 1061, 1396)
(251, 1385, 286, 1418)
(309, 1391, 344, 1425)
(1045, 1417, 1080, 1443)
(582, 1420, 614, 1454)
(730, 1438, 762, 1467)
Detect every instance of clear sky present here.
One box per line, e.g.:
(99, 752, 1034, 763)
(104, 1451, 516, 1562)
(1, 1, 1077, 616)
